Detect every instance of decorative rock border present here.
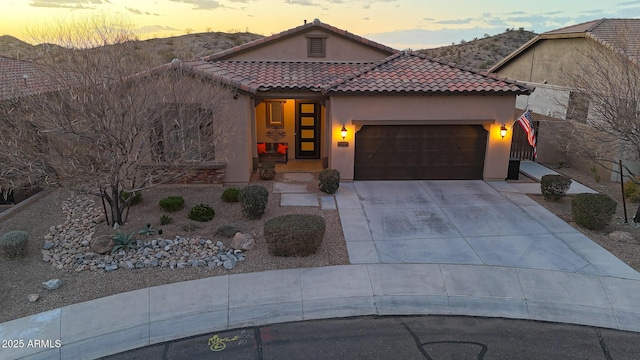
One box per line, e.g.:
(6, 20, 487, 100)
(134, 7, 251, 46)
(41, 196, 244, 272)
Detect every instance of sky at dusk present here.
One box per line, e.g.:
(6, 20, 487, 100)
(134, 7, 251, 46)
(2, 0, 640, 49)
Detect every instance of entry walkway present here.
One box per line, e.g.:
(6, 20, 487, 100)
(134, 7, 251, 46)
(2, 180, 640, 359)
(514, 161, 598, 194)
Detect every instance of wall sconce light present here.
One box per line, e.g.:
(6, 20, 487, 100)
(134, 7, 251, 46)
(500, 125, 507, 139)
(341, 125, 347, 140)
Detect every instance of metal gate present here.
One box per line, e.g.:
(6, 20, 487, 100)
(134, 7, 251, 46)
(509, 120, 539, 160)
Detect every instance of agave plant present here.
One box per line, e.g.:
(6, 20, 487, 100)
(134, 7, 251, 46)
(138, 223, 155, 236)
(111, 231, 137, 254)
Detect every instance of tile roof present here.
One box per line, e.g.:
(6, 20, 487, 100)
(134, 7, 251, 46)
(490, 18, 640, 72)
(324, 51, 531, 94)
(184, 51, 531, 95)
(185, 60, 370, 93)
(202, 18, 397, 61)
(0, 56, 58, 100)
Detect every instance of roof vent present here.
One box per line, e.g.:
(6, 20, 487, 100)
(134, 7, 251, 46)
(304, 19, 307, 24)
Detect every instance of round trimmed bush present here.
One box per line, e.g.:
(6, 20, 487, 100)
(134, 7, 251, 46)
(188, 204, 215, 222)
(0, 230, 29, 258)
(264, 214, 326, 257)
(318, 168, 340, 194)
(120, 190, 142, 206)
(571, 193, 617, 230)
(541, 174, 572, 201)
(159, 196, 185, 212)
(221, 188, 240, 203)
(215, 224, 241, 238)
(238, 185, 269, 219)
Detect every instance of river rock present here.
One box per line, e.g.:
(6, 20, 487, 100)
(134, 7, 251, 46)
(43, 279, 62, 290)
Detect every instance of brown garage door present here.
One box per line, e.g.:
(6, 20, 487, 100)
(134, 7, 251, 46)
(354, 125, 487, 180)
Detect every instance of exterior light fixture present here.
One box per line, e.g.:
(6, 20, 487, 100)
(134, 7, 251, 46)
(500, 125, 507, 139)
(341, 125, 347, 140)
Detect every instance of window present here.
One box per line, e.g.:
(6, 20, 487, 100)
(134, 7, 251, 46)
(306, 35, 327, 58)
(567, 91, 589, 122)
(150, 103, 214, 161)
(266, 101, 285, 127)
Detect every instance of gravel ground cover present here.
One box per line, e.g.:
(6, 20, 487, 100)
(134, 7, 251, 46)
(0, 173, 348, 323)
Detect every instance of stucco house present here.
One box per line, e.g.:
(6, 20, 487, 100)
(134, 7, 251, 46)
(0, 56, 59, 205)
(489, 18, 640, 179)
(175, 19, 530, 184)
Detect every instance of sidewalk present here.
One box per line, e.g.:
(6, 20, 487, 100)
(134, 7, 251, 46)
(512, 161, 598, 194)
(3, 263, 640, 359)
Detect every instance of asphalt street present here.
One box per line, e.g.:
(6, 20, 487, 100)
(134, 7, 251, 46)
(102, 315, 640, 359)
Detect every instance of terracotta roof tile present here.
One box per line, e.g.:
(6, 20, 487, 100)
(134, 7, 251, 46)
(185, 60, 371, 93)
(0, 56, 59, 100)
(325, 51, 531, 94)
(186, 52, 530, 95)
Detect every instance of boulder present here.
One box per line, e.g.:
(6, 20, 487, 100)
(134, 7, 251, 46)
(43, 279, 62, 290)
(231, 233, 255, 251)
(90, 235, 114, 254)
(28, 294, 39, 303)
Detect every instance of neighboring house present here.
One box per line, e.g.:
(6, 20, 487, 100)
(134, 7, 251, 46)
(0, 56, 56, 205)
(178, 19, 530, 183)
(489, 18, 640, 179)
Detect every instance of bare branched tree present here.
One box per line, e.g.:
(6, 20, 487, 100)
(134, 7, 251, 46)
(547, 24, 640, 220)
(0, 16, 234, 225)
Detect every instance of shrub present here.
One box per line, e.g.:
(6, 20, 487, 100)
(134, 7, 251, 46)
(111, 231, 137, 254)
(0, 230, 28, 258)
(120, 190, 142, 206)
(238, 185, 269, 219)
(188, 203, 215, 222)
(159, 196, 185, 212)
(264, 214, 325, 256)
(540, 174, 572, 201)
(572, 193, 617, 230)
(221, 188, 240, 203)
(160, 214, 173, 225)
(318, 169, 340, 194)
(623, 178, 640, 203)
(215, 224, 241, 238)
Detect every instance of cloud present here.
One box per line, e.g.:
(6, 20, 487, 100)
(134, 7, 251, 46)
(29, 0, 106, 8)
(126, 7, 160, 16)
(136, 25, 178, 34)
(284, 0, 316, 5)
(125, 7, 142, 14)
(363, 4, 369, 9)
(169, 0, 224, 10)
(363, 17, 369, 20)
(435, 18, 474, 25)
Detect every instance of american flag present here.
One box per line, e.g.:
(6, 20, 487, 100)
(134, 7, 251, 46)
(517, 109, 536, 158)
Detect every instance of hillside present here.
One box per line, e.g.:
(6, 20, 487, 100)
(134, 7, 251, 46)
(1, 29, 534, 71)
(418, 28, 536, 70)
(0, 32, 263, 66)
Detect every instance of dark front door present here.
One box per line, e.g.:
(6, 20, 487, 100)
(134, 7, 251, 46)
(295, 102, 320, 159)
(354, 125, 487, 180)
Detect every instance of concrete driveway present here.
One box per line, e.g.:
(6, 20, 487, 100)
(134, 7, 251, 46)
(336, 180, 640, 279)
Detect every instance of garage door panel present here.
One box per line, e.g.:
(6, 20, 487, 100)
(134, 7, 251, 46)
(354, 125, 487, 180)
